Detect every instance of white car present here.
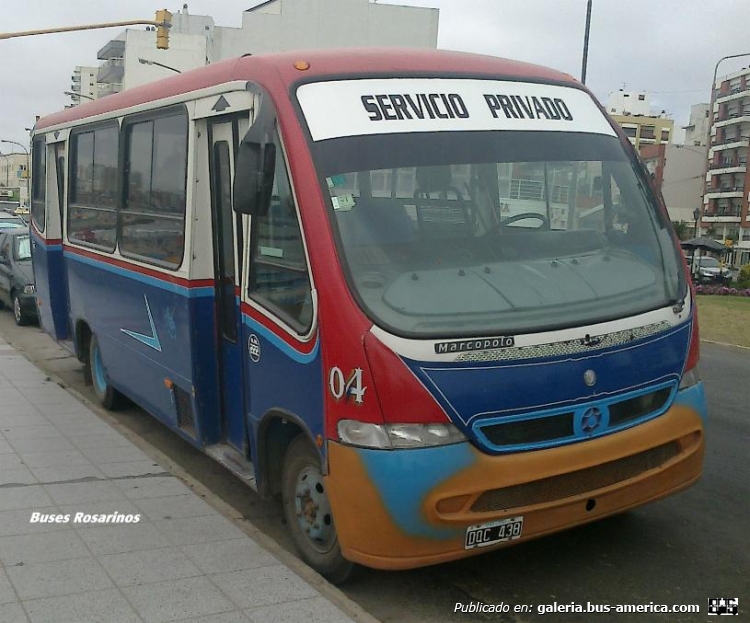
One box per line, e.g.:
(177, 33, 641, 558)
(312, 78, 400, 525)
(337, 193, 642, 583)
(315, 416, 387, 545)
(692, 256, 731, 284)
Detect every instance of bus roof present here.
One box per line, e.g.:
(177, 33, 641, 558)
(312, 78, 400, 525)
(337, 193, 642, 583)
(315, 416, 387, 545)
(35, 48, 578, 132)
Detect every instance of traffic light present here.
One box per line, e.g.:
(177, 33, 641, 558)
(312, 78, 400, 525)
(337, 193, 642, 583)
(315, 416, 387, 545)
(155, 9, 172, 50)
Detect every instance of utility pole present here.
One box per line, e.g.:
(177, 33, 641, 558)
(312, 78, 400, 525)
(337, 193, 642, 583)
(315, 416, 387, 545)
(581, 0, 593, 84)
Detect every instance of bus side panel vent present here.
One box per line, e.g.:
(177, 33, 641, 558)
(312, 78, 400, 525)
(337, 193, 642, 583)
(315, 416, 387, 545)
(173, 386, 196, 437)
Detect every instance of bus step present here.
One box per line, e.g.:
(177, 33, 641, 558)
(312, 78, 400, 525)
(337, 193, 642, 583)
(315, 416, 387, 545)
(206, 445, 257, 490)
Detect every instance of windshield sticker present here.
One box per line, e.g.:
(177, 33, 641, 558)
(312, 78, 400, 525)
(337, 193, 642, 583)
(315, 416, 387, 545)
(434, 336, 516, 354)
(297, 78, 616, 141)
(327, 174, 348, 188)
(331, 194, 356, 211)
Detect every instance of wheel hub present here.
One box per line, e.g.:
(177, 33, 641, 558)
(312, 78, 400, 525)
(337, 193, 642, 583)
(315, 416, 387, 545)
(294, 466, 334, 546)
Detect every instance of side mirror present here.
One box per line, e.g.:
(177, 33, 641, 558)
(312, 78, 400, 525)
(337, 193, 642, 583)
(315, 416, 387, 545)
(233, 140, 276, 217)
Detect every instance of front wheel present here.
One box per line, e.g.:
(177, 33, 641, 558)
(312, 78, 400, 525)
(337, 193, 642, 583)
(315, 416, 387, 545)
(12, 293, 28, 326)
(282, 435, 355, 584)
(88, 334, 123, 410)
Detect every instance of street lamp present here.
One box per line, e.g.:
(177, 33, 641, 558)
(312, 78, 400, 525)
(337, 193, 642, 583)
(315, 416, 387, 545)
(0, 139, 29, 207)
(138, 57, 181, 74)
(64, 91, 95, 101)
(581, 0, 593, 84)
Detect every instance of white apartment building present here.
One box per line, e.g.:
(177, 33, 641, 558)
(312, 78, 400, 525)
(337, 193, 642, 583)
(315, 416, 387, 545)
(78, 0, 438, 104)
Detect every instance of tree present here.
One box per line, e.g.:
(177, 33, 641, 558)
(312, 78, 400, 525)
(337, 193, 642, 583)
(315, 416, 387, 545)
(671, 220, 689, 241)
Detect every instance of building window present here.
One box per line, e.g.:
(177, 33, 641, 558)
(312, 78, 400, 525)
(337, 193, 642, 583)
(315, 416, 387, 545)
(660, 129, 670, 142)
(68, 124, 118, 250)
(638, 94, 645, 101)
(121, 109, 188, 268)
(640, 126, 656, 140)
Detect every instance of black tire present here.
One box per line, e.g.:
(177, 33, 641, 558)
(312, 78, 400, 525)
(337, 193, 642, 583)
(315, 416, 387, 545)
(12, 293, 28, 326)
(282, 435, 355, 584)
(88, 333, 123, 410)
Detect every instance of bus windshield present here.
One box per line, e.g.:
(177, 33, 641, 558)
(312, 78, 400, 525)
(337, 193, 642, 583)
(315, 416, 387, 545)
(313, 131, 685, 338)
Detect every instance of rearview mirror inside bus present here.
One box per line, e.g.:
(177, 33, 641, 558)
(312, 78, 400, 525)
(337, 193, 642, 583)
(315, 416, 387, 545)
(233, 141, 276, 216)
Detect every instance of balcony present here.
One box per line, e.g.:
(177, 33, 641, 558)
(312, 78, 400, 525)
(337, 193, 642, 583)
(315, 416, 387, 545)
(97, 39, 125, 61)
(709, 137, 750, 155)
(97, 58, 124, 84)
(708, 162, 747, 176)
(714, 113, 750, 128)
(704, 185, 745, 200)
(716, 86, 750, 104)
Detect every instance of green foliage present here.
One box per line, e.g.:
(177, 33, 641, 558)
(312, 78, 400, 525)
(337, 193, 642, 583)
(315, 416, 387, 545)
(671, 220, 689, 241)
(738, 264, 750, 289)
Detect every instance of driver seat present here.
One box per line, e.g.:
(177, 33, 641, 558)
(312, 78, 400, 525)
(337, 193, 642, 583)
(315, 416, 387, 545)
(414, 166, 472, 239)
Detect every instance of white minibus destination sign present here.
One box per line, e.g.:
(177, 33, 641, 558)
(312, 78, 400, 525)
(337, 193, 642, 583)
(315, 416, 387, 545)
(297, 78, 617, 142)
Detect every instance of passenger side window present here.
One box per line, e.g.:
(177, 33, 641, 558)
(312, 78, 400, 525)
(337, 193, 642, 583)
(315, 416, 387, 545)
(68, 125, 118, 250)
(121, 110, 187, 268)
(31, 138, 46, 233)
(248, 133, 312, 332)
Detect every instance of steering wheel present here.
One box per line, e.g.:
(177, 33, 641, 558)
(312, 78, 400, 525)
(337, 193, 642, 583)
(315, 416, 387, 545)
(490, 212, 550, 234)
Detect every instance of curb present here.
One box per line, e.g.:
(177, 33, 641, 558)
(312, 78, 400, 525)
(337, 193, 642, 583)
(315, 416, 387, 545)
(7, 337, 381, 623)
(700, 339, 750, 351)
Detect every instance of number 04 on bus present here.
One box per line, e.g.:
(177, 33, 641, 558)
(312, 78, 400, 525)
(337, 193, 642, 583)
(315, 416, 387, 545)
(29, 49, 707, 583)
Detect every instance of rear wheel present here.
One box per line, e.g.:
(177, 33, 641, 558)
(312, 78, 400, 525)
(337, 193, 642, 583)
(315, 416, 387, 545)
(12, 293, 28, 326)
(88, 334, 123, 410)
(282, 435, 355, 584)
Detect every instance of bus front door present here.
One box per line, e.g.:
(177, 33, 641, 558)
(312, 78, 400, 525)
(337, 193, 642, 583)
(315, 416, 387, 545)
(208, 119, 247, 452)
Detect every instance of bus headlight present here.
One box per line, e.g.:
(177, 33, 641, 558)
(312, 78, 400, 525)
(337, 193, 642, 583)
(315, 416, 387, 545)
(337, 420, 467, 449)
(23, 284, 35, 294)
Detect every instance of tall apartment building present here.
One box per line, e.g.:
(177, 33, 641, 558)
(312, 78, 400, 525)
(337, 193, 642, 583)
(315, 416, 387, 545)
(703, 67, 750, 267)
(606, 91, 674, 150)
(85, 0, 439, 101)
(683, 103, 710, 147)
(68, 66, 99, 104)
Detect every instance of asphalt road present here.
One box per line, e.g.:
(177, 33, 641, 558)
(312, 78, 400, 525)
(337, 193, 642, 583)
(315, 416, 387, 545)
(0, 310, 747, 623)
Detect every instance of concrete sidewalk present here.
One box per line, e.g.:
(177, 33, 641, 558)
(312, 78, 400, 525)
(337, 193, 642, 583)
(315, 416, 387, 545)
(0, 336, 369, 623)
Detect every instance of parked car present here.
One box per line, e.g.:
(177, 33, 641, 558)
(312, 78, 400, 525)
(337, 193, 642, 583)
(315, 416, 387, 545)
(0, 227, 37, 325)
(0, 208, 26, 231)
(691, 256, 731, 284)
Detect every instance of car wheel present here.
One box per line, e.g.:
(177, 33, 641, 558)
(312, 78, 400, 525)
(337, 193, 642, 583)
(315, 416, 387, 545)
(282, 435, 355, 584)
(12, 293, 28, 326)
(88, 333, 123, 410)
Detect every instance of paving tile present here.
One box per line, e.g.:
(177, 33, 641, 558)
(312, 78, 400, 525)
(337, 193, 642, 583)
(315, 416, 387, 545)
(98, 461, 169, 479)
(0, 439, 16, 455)
(6, 557, 112, 600)
(82, 446, 152, 465)
(70, 433, 136, 450)
(100, 547, 202, 587)
(174, 612, 251, 623)
(0, 569, 17, 605)
(0, 426, 62, 440)
(210, 565, 319, 609)
(19, 450, 93, 469)
(181, 539, 278, 575)
(43, 480, 127, 505)
(7, 436, 75, 453)
(52, 420, 119, 436)
(77, 520, 171, 555)
(116, 476, 191, 499)
(0, 485, 54, 511)
(24, 588, 141, 623)
(123, 576, 236, 623)
(33, 400, 89, 416)
(245, 596, 354, 623)
(0, 507, 71, 537)
(155, 514, 246, 546)
(0, 467, 37, 486)
(29, 463, 106, 485)
(0, 601, 29, 623)
(135, 494, 215, 522)
(0, 530, 89, 566)
(0, 454, 25, 470)
(0, 414, 50, 427)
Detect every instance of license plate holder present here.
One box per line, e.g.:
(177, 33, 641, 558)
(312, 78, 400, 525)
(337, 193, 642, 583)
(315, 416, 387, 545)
(464, 516, 524, 550)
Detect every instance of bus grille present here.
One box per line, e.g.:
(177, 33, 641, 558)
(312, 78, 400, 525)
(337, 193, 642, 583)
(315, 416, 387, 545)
(475, 384, 674, 453)
(470, 441, 680, 513)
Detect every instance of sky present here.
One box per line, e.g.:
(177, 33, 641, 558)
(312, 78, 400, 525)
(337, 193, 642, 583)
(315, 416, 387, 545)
(1, 0, 750, 152)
